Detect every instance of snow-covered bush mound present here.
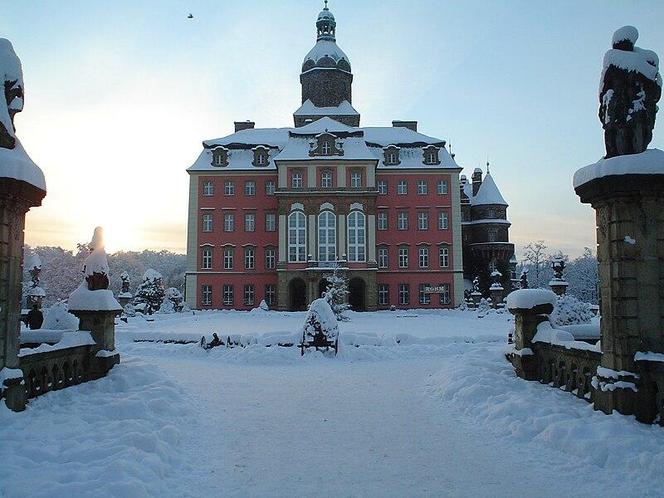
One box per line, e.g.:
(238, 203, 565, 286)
(550, 294, 593, 326)
(302, 298, 339, 343)
(42, 301, 79, 330)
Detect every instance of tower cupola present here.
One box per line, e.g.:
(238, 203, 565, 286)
(316, 2, 336, 41)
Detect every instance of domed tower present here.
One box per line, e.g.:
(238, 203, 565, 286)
(294, 2, 360, 127)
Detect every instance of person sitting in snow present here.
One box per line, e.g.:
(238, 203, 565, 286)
(27, 304, 43, 330)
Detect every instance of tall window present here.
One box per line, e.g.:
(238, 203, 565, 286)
(437, 180, 448, 195)
(378, 247, 388, 268)
(426, 150, 438, 164)
(224, 181, 235, 195)
(291, 171, 303, 189)
(398, 211, 408, 230)
(223, 284, 234, 306)
(203, 181, 214, 196)
(419, 283, 431, 305)
(347, 211, 366, 262)
(321, 170, 333, 188)
(438, 211, 449, 230)
(418, 246, 429, 268)
(202, 213, 213, 232)
(265, 247, 276, 269)
(244, 284, 255, 306)
(245, 213, 256, 232)
(439, 246, 449, 268)
(265, 213, 276, 232)
(439, 283, 451, 305)
(288, 211, 307, 262)
(377, 180, 388, 195)
(350, 171, 362, 188)
(244, 181, 256, 196)
(398, 246, 409, 268)
(265, 180, 276, 196)
(417, 180, 428, 195)
(201, 247, 212, 270)
(377, 212, 388, 231)
(256, 151, 267, 166)
(318, 211, 337, 262)
(417, 212, 429, 230)
(397, 180, 407, 195)
(378, 284, 389, 305)
(244, 246, 255, 270)
(223, 213, 234, 232)
(223, 247, 234, 269)
(201, 285, 212, 306)
(265, 284, 276, 306)
(398, 283, 409, 305)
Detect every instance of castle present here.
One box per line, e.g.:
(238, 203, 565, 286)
(185, 4, 514, 310)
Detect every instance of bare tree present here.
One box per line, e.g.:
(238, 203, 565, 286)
(522, 241, 548, 288)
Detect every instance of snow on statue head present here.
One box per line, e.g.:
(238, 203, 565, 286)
(0, 38, 24, 150)
(82, 226, 110, 290)
(599, 26, 662, 158)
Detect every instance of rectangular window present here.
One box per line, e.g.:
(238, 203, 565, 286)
(397, 180, 407, 195)
(265, 213, 276, 232)
(265, 247, 276, 269)
(378, 284, 389, 305)
(203, 181, 214, 196)
(265, 284, 276, 306)
(202, 213, 213, 232)
(244, 247, 255, 270)
(223, 247, 234, 269)
(378, 247, 388, 268)
(438, 211, 449, 230)
(244, 284, 255, 306)
(350, 171, 362, 188)
(377, 180, 388, 195)
(265, 180, 276, 196)
(202, 247, 212, 270)
(417, 211, 429, 230)
(439, 283, 451, 305)
(223, 284, 234, 306)
(417, 180, 428, 195)
(439, 246, 449, 268)
(245, 213, 256, 232)
(224, 181, 235, 196)
(244, 181, 256, 196)
(398, 283, 410, 306)
(377, 212, 388, 231)
(419, 283, 431, 305)
(437, 179, 448, 195)
(321, 170, 333, 188)
(223, 213, 235, 232)
(398, 211, 408, 230)
(398, 247, 409, 268)
(418, 246, 429, 268)
(291, 171, 303, 189)
(201, 285, 212, 306)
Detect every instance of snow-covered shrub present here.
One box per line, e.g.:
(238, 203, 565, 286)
(42, 301, 79, 330)
(323, 266, 350, 321)
(123, 303, 136, 317)
(164, 287, 184, 313)
(259, 299, 269, 311)
(133, 269, 165, 315)
(477, 298, 490, 316)
(301, 298, 339, 347)
(550, 294, 593, 326)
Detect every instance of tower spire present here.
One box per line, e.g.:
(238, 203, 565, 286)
(486, 158, 490, 174)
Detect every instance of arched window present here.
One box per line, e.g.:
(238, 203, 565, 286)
(347, 211, 366, 262)
(288, 211, 307, 262)
(318, 211, 337, 263)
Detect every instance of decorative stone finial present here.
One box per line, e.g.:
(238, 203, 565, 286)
(0, 38, 24, 150)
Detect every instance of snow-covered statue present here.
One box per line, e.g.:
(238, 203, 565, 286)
(551, 258, 565, 281)
(599, 26, 661, 158)
(83, 227, 110, 290)
(25, 252, 45, 308)
(0, 39, 24, 150)
(519, 269, 529, 289)
(472, 277, 481, 294)
(120, 271, 131, 295)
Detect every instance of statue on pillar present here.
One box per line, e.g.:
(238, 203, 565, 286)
(599, 26, 661, 158)
(519, 269, 529, 289)
(0, 39, 24, 150)
(25, 252, 45, 309)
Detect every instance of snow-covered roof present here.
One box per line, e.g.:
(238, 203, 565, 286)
(472, 172, 507, 206)
(0, 138, 46, 191)
(292, 116, 357, 135)
(293, 99, 359, 117)
(303, 39, 350, 68)
(278, 137, 375, 161)
(573, 148, 664, 189)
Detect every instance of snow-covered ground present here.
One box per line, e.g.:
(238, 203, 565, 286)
(2, 309, 664, 497)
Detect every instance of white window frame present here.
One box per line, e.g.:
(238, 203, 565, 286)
(223, 213, 234, 232)
(321, 170, 333, 188)
(397, 180, 407, 195)
(437, 179, 448, 195)
(244, 246, 255, 270)
(347, 210, 366, 262)
(418, 246, 429, 268)
(202, 247, 213, 270)
(417, 180, 427, 195)
(398, 211, 408, 230)
(244, 284, 255, 306)
(224, 181, 235, 196)
(439, 246, 450, 268)
(223, 284, 233, 306)
(202, 213, 213, 232)
(244, 181, 256, 196)
(398, 246, 409, 268)
(377, 180, 387, 195)
(377, 211, 388, 231)
(438, 211, 449, 230)
(398, 283, 409, 305)
(439, 283, 451, 305)
(203, 181, 214, 196)
(265, 284, 276, 305)
(223, 247, 234, 269)
(265, 213, 276, 232)
(256, 152, 267, 166)
(318, 210, 337, 263)
(378, 247, 388, 268)
(417, 211, 429, 230)
(265, 247, 276, 269)
(291, 171, 303, 189)
(288, 211, 307, 262)
(426, 151, 437, 164)
(321, 141, 331, 155)
(378, 284, 389, 305)
(350, 171, 362, 188)
(201, 285, 212, 306)
(265, 180, 276, 195)
(419, 283, 431, 305)
(245, 213, 256, 232)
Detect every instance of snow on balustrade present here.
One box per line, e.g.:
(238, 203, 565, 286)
(573, 148, 664, 188)
(506, 289, 557, 310)
(532, 321, 600, 353)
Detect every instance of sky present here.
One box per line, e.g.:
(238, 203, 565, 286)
(1, 0, 663, 257)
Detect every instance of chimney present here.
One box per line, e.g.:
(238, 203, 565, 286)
(472, 168, 483, 196)
(234, 120, 255, 133)
(391, 120, 418, 132)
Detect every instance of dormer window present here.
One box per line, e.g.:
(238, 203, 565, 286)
(383, 145, 401, 166)
(422, 145, 440, 165)
(322, 141, 331, 155)
(252, 146, 269, 167)
(309, 132, 344, 157)
(211, 146, 229, 167)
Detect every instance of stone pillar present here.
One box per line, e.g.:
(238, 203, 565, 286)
(576, 172, 664, 419)
(69, 310, 121, 377)
(0, 178, 46, 411)
(489, 285, 504, 309)
(549, 280, 568, 296)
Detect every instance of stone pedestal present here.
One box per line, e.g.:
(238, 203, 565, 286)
(576, 171, 664, 421)
(68, 309, 121, 376)
(0, 178, 45, 411)
(489, 286, 504, 309)
(549, 280, 568, 296)
(470, 291, 482, 308)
